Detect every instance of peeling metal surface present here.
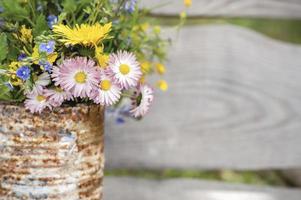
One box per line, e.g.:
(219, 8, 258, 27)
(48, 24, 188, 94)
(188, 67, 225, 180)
(0, 104, 104, 200)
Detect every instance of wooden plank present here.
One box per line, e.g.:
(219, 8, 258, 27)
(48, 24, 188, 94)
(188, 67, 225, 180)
(105, 25, 301, 170)
(140, 0, 301, 19)
(104, 177, 301, 200)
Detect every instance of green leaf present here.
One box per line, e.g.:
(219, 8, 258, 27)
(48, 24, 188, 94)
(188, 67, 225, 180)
(62, 0, 77, 13)
(33, 14, 48, 37)
(0, 75, 11, 101)
(0, 0, 29, 21)
(0, 33, 8, 63)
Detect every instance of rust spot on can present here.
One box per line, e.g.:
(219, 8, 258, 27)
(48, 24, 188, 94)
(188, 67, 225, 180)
(0, 104, 104, 199)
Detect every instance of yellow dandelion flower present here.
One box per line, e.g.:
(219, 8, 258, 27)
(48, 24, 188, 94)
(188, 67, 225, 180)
(155, 63, 166, 75)
(141, 61, 151, 74)
(156, 80, 168, 91)
(53, 23, 112, 47)
(184, 0, 192, 7)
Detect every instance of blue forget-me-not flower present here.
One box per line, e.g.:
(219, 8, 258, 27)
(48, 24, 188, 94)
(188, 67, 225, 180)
(39, 41, 55, 54)
(16, 66, 31, 81)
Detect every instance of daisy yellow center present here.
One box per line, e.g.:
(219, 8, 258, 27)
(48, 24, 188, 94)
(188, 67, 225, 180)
(55, 87, 64, 92)
(74, 71, 87, 84)
(100, 80, 111, 91)
(119, 64, 130, 75)
(36, 95, 46, 102)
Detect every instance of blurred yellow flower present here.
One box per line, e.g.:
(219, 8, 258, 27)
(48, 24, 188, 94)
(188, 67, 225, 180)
(53, 23, 112, 47)
(153, 26, 161, 34)
(140, 23, 149, 32)
(141, 61, 151, 74)
(180, 11, 187, 19)
(157, 80, 168, 91)
(155, 63, 166, 75)
(184, 0, 192, 7)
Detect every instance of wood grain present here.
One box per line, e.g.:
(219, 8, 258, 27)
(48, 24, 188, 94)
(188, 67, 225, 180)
(140, 0, 301, 19)
(105, 25, 301, 170)
(104, 177, 301, 200)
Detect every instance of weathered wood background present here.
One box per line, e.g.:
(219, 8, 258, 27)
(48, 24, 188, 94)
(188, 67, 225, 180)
(104, 1, 301, 199)
(106, 25, 301, 170)
(104, 177, 301, 200)
(141, 0, 301, 18)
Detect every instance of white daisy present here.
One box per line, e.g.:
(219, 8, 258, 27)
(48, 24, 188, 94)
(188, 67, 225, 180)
(27, 72, 51, 94)
(24, 89, 52, 114)
(91, 73, 122, 106)
(108, 51, 142, 89)
(130, 84, 154, 118)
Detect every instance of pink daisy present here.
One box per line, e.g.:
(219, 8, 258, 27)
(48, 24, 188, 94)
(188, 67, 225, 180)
(52, 57, 100, 98)
(108, 51, 142, 89)
(130, 84, 154, 118)
(25, 89, 52, 114)
(91, 73, 122, 106)
(45, 87, 73, 107)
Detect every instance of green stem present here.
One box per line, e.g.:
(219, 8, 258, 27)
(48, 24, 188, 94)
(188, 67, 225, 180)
(28, 0, 36, 20)
(22, 17, 35, 27)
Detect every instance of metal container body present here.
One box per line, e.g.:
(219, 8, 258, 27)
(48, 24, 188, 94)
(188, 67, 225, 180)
(0, 104, 104, 200)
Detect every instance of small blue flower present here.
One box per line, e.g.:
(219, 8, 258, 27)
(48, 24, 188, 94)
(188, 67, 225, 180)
(124, 0, 137, 13)
(116, 117, 125, 124)
(16, 66, 31, 81)
(0, 7, 4, 13)
(39, 41, 55, 54)
(18, 53, 27, 61)
(47, 15, 58, 29)
(39, 60, 52, 73)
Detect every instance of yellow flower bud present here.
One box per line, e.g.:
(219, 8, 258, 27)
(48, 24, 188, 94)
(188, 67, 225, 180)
(155, 63, 166, 75)
(96, 54, 110, 68)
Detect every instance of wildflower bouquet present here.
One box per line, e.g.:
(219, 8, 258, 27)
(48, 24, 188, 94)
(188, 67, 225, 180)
(0, 0, 182, 119)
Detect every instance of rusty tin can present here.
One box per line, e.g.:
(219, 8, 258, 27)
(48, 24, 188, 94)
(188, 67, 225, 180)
(0, 104, 104, 200)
